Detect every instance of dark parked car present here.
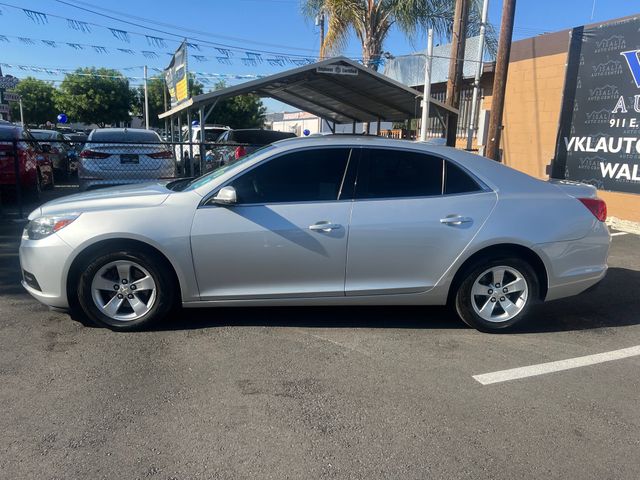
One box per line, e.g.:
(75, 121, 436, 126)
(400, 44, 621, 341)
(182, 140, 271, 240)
(206, 129, 296, 171)
(0, 125, 54, 199)
(31, 129, 74, 179)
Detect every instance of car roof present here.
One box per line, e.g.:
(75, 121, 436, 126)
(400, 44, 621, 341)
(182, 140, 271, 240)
(92, 128, 149, 133)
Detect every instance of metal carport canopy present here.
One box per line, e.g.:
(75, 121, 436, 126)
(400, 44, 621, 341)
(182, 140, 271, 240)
(158, 57, 457, 124)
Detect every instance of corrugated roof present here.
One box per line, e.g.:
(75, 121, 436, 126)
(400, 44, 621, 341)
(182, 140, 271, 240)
(158, 57, 457, 123)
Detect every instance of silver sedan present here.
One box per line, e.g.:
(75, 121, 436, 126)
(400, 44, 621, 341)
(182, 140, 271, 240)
(19, 136, 610, 332)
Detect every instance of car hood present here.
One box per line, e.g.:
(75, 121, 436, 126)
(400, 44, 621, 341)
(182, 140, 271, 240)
(30, 182, 171, 219)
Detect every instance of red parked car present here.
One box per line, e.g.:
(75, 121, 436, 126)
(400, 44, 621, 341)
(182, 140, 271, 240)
(0, 125, 54, 200)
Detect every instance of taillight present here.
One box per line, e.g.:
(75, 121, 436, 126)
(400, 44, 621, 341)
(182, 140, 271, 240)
(578, 198, 607, 222)
(79, 150, 110, 159)
(235, 146, 247, 159)
(148, 150, 173, 159)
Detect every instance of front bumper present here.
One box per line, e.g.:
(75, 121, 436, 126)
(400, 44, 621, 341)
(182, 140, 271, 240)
(19, 232, 74, 309)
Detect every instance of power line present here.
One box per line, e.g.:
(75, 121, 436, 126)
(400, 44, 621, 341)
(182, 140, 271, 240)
(48, 0, 315, 59)
(69, 0, 325, 55)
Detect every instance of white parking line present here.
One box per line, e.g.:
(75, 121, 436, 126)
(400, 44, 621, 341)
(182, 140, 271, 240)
(473, 345, 640, 385)
(610, 232, 629, 237)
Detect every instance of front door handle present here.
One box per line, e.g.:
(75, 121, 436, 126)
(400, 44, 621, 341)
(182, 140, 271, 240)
(309, 221, 342, 232)
(440, 215, 473, 226)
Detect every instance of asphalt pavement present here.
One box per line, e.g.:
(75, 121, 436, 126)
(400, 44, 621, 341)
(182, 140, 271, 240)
(1, 190, 639, 479)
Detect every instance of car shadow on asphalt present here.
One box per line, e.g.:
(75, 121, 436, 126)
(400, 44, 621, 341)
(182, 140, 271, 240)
(1, 211, 639, 334)
(145, 267, 640, 334)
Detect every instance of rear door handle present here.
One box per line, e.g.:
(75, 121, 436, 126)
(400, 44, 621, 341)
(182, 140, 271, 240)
(440, 215, 473, 226)
(309, 221, 342, 232)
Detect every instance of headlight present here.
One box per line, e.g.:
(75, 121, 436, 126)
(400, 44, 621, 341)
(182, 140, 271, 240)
(23, 213, 81, 240)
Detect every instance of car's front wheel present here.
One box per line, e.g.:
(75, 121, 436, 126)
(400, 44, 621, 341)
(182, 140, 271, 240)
(455, 257, 539, 332)
(77, 249, 176, 331)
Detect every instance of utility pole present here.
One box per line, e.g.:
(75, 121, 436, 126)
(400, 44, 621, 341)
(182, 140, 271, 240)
(163, 82, 168, 137)
(466, 0, 489, 150)
(317, 12, 325, 59)
(19, 97, 24, 126)
(143, 65, 150, 130)
(419, 29, 434, 142)
(445, 0, 470, 147)
(485, 0, 516, 161)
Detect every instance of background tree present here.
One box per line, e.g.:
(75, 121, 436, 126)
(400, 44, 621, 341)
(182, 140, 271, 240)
(212, 82, 266, 128)
(303, 0, 491, 70)
(55, 68, 133, 127)
(132, 74, 205, 128)
(9, 77, 57, 125)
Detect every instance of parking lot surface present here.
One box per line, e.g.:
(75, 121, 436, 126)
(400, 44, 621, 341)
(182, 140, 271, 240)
(1, 190, 639, 479)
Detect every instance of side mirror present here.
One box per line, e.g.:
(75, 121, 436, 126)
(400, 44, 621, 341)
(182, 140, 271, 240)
(212, 186, 237, 205)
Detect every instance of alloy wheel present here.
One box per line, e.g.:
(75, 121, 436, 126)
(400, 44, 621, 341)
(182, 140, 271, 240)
(91, 260, 157, 321)
(470, 266, 528, 323)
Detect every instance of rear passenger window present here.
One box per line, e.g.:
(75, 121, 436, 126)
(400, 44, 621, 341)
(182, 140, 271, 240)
(355, 149, 443, 199)
(444, 161, 482, 194)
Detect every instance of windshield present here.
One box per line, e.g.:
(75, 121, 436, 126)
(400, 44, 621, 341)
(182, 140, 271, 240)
(31, 131, 57, 140)
(181, 145, 275, 191)
(92, 129, 161, 142)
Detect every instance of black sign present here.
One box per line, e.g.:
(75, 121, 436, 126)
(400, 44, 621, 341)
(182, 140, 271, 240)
(553, 16, 640, 194)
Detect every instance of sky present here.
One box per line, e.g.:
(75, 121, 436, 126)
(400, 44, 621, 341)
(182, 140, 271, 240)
(0, 0, 638, 112)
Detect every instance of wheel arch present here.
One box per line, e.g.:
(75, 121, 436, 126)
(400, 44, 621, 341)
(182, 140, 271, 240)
(66, 238, 182, 309)
(446, 243, 549, 305)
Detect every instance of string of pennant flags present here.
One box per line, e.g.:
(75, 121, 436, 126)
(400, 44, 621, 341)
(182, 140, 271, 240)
(0, 32, 325, 67)
(0, 2, 338, 66)
(0, 62, 270, 83)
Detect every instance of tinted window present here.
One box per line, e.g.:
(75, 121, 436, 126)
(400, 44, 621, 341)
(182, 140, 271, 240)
(233, 130, 296, 145)
(444, 161, 482, 194)
(0, 127, 17, 141)
(31, 131, 57, 140)
(92, 130, 161, 142)
(203, 129, 227, 142)
(229, 148, 351, 203)
(356, 149, 443, 199)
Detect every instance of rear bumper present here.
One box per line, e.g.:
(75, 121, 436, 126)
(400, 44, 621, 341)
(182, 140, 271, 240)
(535, 222, 611, 302)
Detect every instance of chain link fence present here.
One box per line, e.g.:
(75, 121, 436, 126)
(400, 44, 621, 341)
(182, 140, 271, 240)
(0, 137, 263, 218)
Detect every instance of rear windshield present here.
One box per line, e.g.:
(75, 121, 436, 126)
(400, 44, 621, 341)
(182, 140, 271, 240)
(0, 127, 17, 141)
(91, 130, 161, 142)
(232, 130, 296, 144)
(204, 129, 227, 142)
(31, 131, 57, 140)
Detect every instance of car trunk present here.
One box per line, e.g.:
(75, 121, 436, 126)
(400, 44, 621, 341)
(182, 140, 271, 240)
(548, 179, 598, 199)
(89, 144, 170, 171)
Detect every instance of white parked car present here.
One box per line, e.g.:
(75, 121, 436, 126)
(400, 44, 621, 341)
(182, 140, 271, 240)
(78, 128, 176, 191)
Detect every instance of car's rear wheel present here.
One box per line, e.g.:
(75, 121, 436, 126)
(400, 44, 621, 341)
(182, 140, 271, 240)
(77, 249, 176, 331)
(454, 257, 539, 332)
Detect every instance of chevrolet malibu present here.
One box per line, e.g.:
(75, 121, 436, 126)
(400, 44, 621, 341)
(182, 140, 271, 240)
(19, 136, 610, 332)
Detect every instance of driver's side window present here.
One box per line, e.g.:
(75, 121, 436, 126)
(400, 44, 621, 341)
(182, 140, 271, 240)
(228, 148, 352, 204)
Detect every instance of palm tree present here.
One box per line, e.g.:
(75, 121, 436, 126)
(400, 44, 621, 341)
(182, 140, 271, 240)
(303, 0, 489, 70)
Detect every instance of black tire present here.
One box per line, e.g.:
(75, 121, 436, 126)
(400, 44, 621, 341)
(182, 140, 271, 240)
(23, 170, 42, 202)
(77, 248, 177, 331)
(454, 256, 539, 332)
(44, 168, 55, 191)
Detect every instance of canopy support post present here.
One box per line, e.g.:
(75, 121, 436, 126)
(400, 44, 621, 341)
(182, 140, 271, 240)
(187, 110, 193, 177)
